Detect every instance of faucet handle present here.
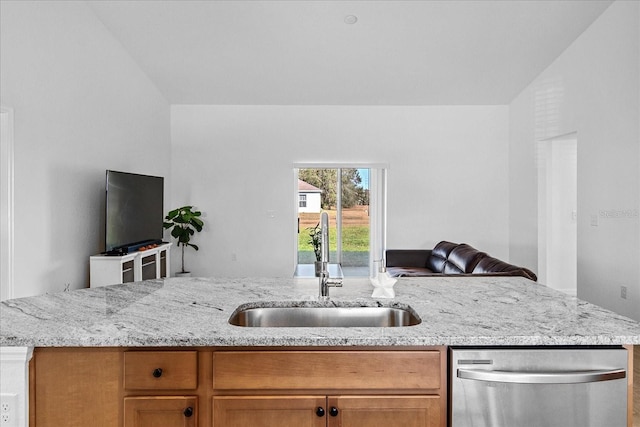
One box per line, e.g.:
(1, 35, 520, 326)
(326, 278, 343, 288)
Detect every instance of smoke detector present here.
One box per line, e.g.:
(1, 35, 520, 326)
(344, 15, 358, 24)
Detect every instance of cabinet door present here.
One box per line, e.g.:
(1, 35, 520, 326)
(124, 396, 197, 427)
(328, 396, 442, 427)
(213, 396, 327, 427)
(141, 254, 157, 280)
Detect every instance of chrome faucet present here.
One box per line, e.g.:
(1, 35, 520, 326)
(319, 211, 342, 300)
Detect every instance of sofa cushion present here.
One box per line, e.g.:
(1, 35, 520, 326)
(426, 241, 457, 273)
(443, 243, 486, 274)
(472, 256, 538, 281)
(386, 266, 436, 277)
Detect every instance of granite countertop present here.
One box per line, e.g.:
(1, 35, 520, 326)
(1, 276, 640, 347)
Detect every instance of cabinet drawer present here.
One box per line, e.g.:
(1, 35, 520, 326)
(213, 396, 326, 427)
(124, 396, 197, 426)
(124, 351, 198, 390)
(213, 351, 442, 391)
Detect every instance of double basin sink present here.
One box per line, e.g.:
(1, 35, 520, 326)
(229, 303, 421, 328)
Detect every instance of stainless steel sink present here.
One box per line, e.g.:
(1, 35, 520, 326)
(228, 305, 421, 327)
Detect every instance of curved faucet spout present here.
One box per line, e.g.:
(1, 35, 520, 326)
(319, 211, 342, 300)
(321, 211, 330, 264)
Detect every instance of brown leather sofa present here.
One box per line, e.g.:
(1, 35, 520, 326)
(385, 241, 537, 281)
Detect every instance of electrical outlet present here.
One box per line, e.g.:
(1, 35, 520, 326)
(620, 286, 627, 300)
(0, 393, 17, 426)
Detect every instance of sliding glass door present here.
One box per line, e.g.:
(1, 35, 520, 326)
(296, 167, 376, 277)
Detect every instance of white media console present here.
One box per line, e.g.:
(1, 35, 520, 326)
(89, 242, 172, 287)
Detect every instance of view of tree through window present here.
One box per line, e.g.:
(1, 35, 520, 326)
(297, 168, 370, 276)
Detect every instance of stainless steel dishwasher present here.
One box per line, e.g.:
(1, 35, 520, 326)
(450, 347, 628, 427)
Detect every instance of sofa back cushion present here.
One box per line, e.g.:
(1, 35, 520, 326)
(443, 243, 486, 274)
(426, 241, 457, 273)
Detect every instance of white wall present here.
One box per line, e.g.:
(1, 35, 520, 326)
(0, 1, 171, 297)
(509, 0, 640, 320)
(170, 105, 509, 277)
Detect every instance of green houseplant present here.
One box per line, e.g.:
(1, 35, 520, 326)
(307, 222, 322, 276)
(163, 206, 204, 275)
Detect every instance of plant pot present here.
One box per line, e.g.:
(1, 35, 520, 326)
(314, 261, 322, 277)
(175, 272, 192, 278)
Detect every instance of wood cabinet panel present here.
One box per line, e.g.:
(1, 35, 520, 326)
(124, 396, 197, 427)
(213, 351, 441, 391)
(33, 348, 121, 427)
(328, 395, 442, 427)
(212, 396, 327, 427)
(124, 351, 198, 390)
(31, 347, 446, 427)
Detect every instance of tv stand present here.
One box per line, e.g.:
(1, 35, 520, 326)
(90, 242, 172, 287)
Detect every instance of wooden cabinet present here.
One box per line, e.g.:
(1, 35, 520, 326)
(123, 351, 199, 427)
(124, 396, 197, 427)
(212, 350, 441, 390)
(32, 348, 121, 427)
(89, 242, 172, 287)
(213, 395, 441, 427)
(213, 396, 327, 427)
(212, 350, 446, 427)
(328, 395, 441, 427)
(30, 347, 446, 427)
(124, 351, 198, 390)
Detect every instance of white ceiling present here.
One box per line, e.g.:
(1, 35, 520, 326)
(87, 0, 613, 105)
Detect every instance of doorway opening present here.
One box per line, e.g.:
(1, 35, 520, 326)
(537, 133, 577, 295)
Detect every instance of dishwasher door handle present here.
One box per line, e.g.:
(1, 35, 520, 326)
(457, 368, 626, 384)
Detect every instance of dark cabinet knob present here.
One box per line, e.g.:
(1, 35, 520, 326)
(183, 407, 194, 417)
(316, 407, 325, 417)
(329, 407, 339, 417)
(152, 368, 163, 378)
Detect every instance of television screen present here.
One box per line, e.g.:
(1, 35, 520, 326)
(105, 170, 164, 252)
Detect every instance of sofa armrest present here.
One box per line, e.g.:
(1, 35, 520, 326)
(385, 249, 432, 268)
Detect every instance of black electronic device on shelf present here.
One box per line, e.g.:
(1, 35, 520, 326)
(104, 170, 164, 255)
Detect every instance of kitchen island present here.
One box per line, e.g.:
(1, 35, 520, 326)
(1, 276, 640, 426)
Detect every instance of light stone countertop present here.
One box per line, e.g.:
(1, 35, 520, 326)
(1, 276, 640, 347)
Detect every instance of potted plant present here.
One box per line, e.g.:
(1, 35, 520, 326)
(163, 206, 204, 276)
(307, 222, 322, 276)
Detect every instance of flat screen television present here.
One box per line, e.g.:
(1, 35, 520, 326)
(105, 170, 164, 253)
